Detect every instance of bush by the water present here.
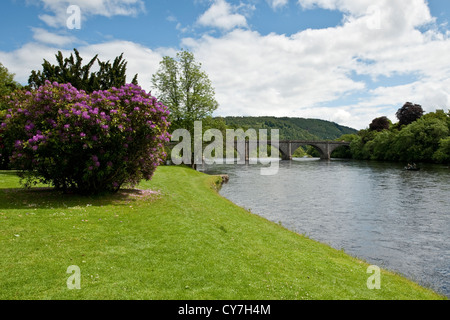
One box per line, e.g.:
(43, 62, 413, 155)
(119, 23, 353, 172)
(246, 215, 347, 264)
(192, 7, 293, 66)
(1, 81, 171, 194)
(347, 110, 450, 163)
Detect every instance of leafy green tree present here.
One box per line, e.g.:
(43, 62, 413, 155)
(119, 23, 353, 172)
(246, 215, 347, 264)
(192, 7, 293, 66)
(370, 130, 397, 161)
(390, 116, 448, 162)
(28, 49, 138, 92)
(349, 135, 365, 160)
(0, 62, 21, 169)
(350, 110, 450, 163)
(292, 146, 309, 158)
(96, 53, 139, 90)
(0, 62, 21, 111)
(331, 134, 357, 158)
(433, 137, 450, 163)
(152, 50, 219, 132)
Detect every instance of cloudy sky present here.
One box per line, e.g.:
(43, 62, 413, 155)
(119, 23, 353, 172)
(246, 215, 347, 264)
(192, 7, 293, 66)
(1, 0, 450, 129)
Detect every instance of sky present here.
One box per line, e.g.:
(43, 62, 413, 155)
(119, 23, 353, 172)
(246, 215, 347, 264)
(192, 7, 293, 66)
(1, 0, 450, 129)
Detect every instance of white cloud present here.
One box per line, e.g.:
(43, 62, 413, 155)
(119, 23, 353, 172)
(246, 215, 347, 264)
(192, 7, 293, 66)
(197, 0, 249, 31)
(267, 0, 289, 10)
(182, 29, 365, 121)
(0, 42, 62, 83)
(77, 41, 166, 91)
(179, 0, 450, 129)
(2, 0, 450, 130)
(31, 27, 82, 46)
(35, 0, 146, 28)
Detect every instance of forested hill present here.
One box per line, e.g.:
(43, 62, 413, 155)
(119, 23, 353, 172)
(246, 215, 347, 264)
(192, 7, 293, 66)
(220, 116, 358, 141)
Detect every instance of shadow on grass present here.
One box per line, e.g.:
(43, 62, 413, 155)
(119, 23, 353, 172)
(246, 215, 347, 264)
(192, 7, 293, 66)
(0, 187, 162, 210)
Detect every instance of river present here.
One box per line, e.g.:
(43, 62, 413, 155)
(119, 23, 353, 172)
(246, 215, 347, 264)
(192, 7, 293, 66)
(199, 158, 450, 298)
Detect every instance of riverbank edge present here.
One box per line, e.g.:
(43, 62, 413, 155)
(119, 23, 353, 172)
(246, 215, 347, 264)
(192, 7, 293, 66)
(196, 167, 447, 300)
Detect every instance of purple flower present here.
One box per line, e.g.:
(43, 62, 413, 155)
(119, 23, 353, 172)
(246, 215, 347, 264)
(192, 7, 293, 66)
(80, 133, 86, 138)
(82, 111, 90, 120)
(32, 135, 44, 142)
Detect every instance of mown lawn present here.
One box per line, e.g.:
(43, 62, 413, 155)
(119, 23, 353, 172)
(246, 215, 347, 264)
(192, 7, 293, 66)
(0, 166, 446, 300)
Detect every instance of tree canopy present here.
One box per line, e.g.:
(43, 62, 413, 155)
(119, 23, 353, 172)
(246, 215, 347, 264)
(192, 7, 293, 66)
(369, 116, 391, 132)
(396, 102, 424, 126)
(0, 62, 21, 111)
(344, 109, 450, 163)
(28, 49, 138, 93)
(151, 50, 219, 132)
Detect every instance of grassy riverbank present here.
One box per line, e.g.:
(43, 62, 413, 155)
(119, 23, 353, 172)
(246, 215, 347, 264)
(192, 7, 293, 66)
(0, 166, 445, 300)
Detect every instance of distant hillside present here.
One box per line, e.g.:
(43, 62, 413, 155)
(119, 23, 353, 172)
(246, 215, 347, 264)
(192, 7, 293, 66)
(220, 116, 357, 141)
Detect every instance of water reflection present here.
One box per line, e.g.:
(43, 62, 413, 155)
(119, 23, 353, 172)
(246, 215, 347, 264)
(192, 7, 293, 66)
(200, 159, 450, 297)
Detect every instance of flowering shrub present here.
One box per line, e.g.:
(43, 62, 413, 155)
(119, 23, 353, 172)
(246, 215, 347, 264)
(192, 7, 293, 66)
(0, 127, 5, 169)
(1, 81, 170, 194)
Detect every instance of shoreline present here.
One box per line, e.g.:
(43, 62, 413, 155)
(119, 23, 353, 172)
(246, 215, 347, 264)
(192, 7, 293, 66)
(200, 166, 449, 299)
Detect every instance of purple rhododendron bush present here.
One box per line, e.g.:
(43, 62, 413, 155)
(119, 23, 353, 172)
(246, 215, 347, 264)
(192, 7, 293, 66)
(1, 81, 171, 194)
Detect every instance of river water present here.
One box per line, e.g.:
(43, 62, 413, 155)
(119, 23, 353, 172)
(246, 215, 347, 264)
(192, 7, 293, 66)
(200, 158, 450, 297)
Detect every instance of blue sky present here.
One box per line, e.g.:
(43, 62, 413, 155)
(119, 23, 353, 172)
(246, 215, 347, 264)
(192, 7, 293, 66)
(1, 0, 450, 129)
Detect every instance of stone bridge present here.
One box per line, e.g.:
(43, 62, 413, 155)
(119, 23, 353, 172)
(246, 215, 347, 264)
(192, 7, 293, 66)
(240, 140, 351, 161)
(168, 140, 350, 162)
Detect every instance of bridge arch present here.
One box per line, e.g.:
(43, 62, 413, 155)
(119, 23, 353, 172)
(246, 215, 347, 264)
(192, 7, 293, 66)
(274, 141, 351, 160)
(290, 144, 323, 159)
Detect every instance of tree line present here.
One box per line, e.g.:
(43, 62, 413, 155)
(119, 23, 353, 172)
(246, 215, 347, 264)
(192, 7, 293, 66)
(2, 48, 450, 167)
(222, 116, 357, 141)
(335, 103, 450, 164)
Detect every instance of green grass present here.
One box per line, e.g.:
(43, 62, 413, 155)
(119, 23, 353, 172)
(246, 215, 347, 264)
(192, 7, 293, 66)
(0, 167, 446, 300)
